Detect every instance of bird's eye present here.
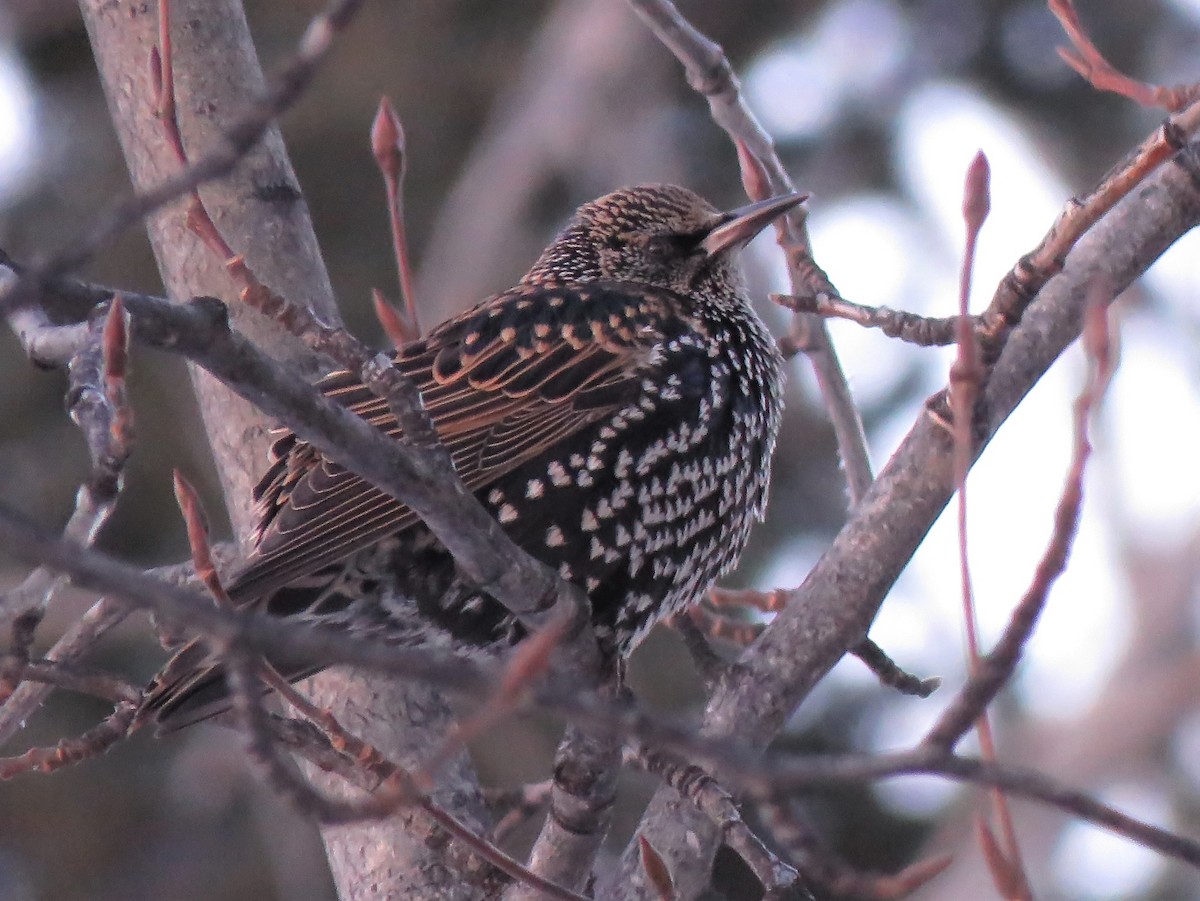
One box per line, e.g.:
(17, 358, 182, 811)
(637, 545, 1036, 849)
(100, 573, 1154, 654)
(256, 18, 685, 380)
(647, 232, 703, 258)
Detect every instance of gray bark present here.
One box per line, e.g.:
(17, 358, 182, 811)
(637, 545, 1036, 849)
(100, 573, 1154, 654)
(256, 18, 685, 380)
(78, 3, 487, 897)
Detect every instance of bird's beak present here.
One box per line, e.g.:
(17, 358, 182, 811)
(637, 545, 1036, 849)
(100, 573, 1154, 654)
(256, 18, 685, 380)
(700, 192, 808, 257)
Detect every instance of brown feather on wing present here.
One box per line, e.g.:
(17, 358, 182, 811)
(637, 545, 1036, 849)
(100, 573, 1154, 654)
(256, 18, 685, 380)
(225, 283, 680, 605)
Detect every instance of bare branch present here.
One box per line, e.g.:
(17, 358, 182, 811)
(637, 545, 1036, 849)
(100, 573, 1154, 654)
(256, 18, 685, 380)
(925, 292, 1117, 751)
(371, 97, 421, 342)
(0, 702, 138, 779)
(7, 0, 367, 292)
(614, 117, 1200, 901)
(1049, 0, 1200, 110)
(627, 0, 873, 505)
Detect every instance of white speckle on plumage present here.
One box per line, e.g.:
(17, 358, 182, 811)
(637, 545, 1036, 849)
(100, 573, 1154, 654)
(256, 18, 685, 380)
(143, 185, 793, 728)
(548, 461, 571, 487)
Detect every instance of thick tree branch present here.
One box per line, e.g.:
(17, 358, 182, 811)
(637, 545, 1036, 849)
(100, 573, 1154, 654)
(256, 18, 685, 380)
(71, 2, 487, 897)
(614, 137, 1200, 900)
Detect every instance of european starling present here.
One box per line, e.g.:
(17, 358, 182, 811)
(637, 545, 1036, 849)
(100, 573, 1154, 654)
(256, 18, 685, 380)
(142, 184, 802, 730)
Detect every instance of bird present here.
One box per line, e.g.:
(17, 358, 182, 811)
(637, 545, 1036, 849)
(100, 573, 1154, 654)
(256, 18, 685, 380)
(140, 183, 803, 732)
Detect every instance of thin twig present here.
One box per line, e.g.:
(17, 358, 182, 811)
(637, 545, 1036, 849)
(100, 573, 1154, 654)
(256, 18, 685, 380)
(0, 0, 367, 309)
(851, 639, 941, 699)
(925, 291, 1117, 751)
(371, 97, 421, 342)
(754, 798, 949, 900)
(637, 748, 803, 896)
(8, 268, 596, 668)
(948, 151, 1032, 901)
(773, 291, 972, 347)
(5, 503, 1200, 871)
(756, 748, 1200, 868)
(0, 597, 130, 745)
(0, 702, 138, 779)
(627, 0, 873, 505)
(980, 101, 1200, 357)
(1049, 0, 1200, 110)
(0, 657, 141, 706)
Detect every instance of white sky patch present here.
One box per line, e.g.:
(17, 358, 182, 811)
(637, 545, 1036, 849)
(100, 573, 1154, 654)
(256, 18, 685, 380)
(745, 39, 840, 139)
(1145, 227, 1200, 329)
(856, 79, 1135, 724)
(1170, 709, 1200, 794)
(0, 43, 37, 202)
(753, 534, 825, 596)
(1100, 309, 1200, 547)
(864, 587, 960, 678)
(1053, 782, 1171, 899)
(808, 196, 953, 409)
(1164, 0, 1200, 26)
(859, 697, 960, 817)
(753, 45, 1194, 778)
(895, 80, 1066, 304)
(891, 342, 1130, 721)
(746, 0, 910, 140)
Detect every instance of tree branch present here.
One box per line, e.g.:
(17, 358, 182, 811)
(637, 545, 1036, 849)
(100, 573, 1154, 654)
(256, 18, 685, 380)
(613, 132, 1200, 901)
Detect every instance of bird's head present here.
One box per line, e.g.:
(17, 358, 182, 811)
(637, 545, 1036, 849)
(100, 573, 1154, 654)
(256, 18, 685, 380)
(523, 184, 806, 296)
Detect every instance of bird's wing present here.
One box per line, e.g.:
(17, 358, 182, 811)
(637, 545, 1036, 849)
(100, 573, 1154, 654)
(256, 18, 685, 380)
(224, 282, 684, 604)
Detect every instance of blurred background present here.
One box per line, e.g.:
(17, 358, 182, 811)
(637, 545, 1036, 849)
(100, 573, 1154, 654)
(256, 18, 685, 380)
(2, 1, 1200, 898)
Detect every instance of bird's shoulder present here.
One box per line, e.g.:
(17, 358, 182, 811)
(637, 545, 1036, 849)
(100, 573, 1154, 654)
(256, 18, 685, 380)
(229, 281, 702, 603)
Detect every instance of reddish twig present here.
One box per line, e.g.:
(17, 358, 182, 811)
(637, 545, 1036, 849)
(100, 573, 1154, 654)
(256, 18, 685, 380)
(0, 0, 367, 300)
(5, 499, 1200, 870)
(1049, 0, 1199, 110)
(151, 3, 239, 263)
(0, 595, 131, 745)
(981, 101, 1200, 352)
(0, 657, 140, 706)
(638, 835, 676, 901)
(925, 290, 1117, 752)
(372, 287, 414, 349)
(0, 294, 135, 711)
(172, 471, 233, 610)
(371, 97, 421, 343)
(420, 613, 569, 789)
(637, 749, 802, 896)
(950, 152, 990, 679)
(175, 468, 405, 819)
(172, 459, 589, 901)
(628, 0, 873, 506)
(488, 780, 554, 845)
(254, 677, 591, 901)
(0, 701, 137, 779)
(946, 151, 1032, 901)
(755, 798, 950, 900)
(779, 98, 1200, 386)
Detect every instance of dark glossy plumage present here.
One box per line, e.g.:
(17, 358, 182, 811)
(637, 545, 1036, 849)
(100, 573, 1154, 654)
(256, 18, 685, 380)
(142, 184, 800, 731)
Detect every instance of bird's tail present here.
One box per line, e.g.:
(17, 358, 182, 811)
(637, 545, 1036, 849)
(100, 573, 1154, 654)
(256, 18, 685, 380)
(137, 634, 324, 735)
(136, 576, 344, 734)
